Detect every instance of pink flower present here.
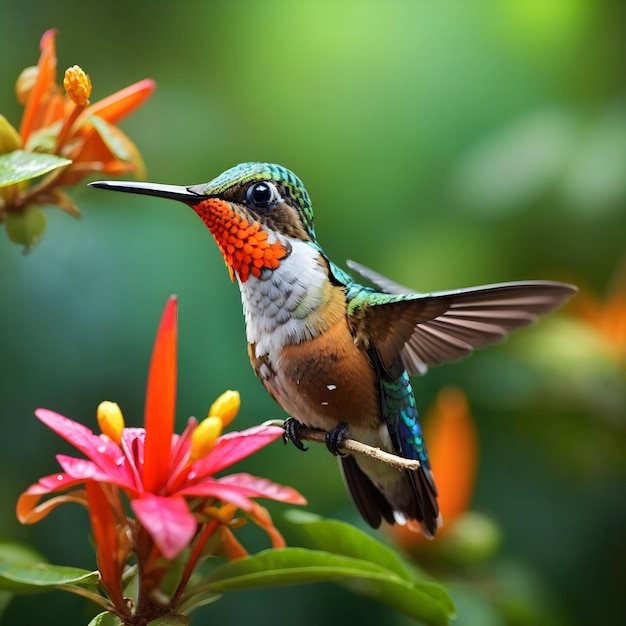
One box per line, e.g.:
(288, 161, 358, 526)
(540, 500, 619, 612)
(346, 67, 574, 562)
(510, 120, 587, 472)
(17, 296, 305, 565)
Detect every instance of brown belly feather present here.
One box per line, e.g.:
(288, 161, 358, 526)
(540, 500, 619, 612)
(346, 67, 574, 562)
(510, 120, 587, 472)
(249, 315, 380, 431)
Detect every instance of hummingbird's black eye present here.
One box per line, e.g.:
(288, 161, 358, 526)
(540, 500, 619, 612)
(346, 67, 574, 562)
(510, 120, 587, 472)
(246, 181, 279, 210)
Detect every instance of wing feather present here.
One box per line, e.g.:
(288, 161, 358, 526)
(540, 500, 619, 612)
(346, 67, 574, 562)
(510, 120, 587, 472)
(348, 260, 577, 374)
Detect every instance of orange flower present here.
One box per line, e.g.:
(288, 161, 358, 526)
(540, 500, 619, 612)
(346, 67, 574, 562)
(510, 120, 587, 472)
(571, 262, 626, 365)
(391, 387, 478, 546)
(1, 29, 155, 249)
(18, 29, 154, 184)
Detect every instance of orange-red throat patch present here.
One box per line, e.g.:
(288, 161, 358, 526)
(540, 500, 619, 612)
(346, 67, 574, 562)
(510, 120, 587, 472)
(192, 198, 287, 282)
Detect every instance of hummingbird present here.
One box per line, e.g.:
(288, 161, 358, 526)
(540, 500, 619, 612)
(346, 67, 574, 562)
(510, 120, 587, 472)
(90, 162, 576, 537)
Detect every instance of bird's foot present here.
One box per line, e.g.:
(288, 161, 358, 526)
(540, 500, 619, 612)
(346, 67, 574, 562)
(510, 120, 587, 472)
(325, 422, 349, 456)
(283, 417, 308, 451)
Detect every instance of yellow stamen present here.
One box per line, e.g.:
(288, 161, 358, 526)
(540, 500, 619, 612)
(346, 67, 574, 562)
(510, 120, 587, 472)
(63, 65, 91, 106)
(204, 503, 240, 525)
(97, 401, 125, 445)
(208, 390, 240, 428)
(190, 416, 223, 462)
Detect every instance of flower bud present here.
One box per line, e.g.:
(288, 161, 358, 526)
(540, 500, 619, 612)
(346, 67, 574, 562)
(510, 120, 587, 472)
(208, 390, 240, 428)
(5, 205, 46, 253)
(15, 66, 39, 105)
(63, 65, 91, 106)
(190, 416, 223, 461)
(97, 401, 125, 445)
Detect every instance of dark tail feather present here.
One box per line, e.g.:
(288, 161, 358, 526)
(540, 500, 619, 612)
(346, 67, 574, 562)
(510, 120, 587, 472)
(340, 456, 440, 537)
(408, 467, 439, 538)
(340, 455, 395, 528)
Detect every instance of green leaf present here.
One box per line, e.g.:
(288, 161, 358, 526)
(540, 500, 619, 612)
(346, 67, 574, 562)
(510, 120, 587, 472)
(0, 542, 47, 566)
(86, 612, 123, 626)
(0, 562, 99, 594)
(193, 547, 454, 625)
(201, 547, 386, 590)
(284, 510, 415, 580)
(0, 150, 71, 187)
(5, 205, 46, 252)
(0, 543, 49, 617)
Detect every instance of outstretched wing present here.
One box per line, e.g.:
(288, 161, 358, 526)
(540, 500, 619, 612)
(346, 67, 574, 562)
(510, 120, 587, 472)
(347, 260, 577, 375)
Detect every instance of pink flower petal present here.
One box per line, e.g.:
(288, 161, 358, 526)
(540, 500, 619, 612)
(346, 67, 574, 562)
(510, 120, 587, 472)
(35, 409, 122, 469)
(120, 428, 146, 492)
(165, 420, 198, 495)
(23, 471, 84, 496)
(131, 493, 196, 560)
(218, 473, 307, 505)
(55, 454, 136, 491)
(177, 479, 256, 511)
(191, 425, 284, 478)
(56, 455, 100, 480)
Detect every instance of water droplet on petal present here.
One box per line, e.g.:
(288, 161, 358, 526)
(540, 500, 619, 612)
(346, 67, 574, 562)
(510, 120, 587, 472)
(97, 445, 106, 454)
(56, 474, 64, 481)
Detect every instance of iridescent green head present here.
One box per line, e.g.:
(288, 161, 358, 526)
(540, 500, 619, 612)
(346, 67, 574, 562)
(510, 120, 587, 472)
(90, 162, 316, 241)
(191, 162, 316, 241)
(89, 163, 317, 281)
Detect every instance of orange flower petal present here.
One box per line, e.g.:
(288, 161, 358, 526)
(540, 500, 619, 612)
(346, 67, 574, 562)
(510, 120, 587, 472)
(19, 29, 58, 141)
(220, 527, 249, 560)
(85, 482, 125, 608)
(84, 78, 155, 127)
(248, 502, 286, 548)
(143, 296, 178, 493)
(426, 387, 478, 524)
(17, 489, 86, 524)
(58, 160, 135, 187)
(572, 268, 626, 360)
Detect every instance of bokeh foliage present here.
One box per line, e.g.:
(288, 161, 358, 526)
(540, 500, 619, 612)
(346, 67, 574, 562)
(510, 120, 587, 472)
(0, 1, 624, 625)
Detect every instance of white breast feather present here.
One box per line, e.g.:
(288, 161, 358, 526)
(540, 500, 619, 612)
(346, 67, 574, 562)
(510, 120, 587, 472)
(237, 238, 328, 357)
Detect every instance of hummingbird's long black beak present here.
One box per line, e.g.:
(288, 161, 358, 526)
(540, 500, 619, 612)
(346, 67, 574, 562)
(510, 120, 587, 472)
(88, 180, 208, 204)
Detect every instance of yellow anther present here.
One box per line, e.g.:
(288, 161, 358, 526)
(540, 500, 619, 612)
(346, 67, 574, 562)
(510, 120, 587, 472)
(63, 65, 92, 106)
(208, 390, 240, 428)
(204, 503, 239, 525)
(190, 416, 223, 462)
(97, 401, 125, 445)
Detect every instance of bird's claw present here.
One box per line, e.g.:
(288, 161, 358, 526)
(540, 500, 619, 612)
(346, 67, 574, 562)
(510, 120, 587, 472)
(283, 417, 308, 451)
(325, 422, 349, 456)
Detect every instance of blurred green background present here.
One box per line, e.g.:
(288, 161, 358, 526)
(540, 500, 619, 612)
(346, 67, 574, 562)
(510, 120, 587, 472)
(1, 1, 625, 625)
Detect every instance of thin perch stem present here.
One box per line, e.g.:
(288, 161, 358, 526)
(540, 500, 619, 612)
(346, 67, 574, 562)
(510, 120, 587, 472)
(262, 419, 421, 472)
